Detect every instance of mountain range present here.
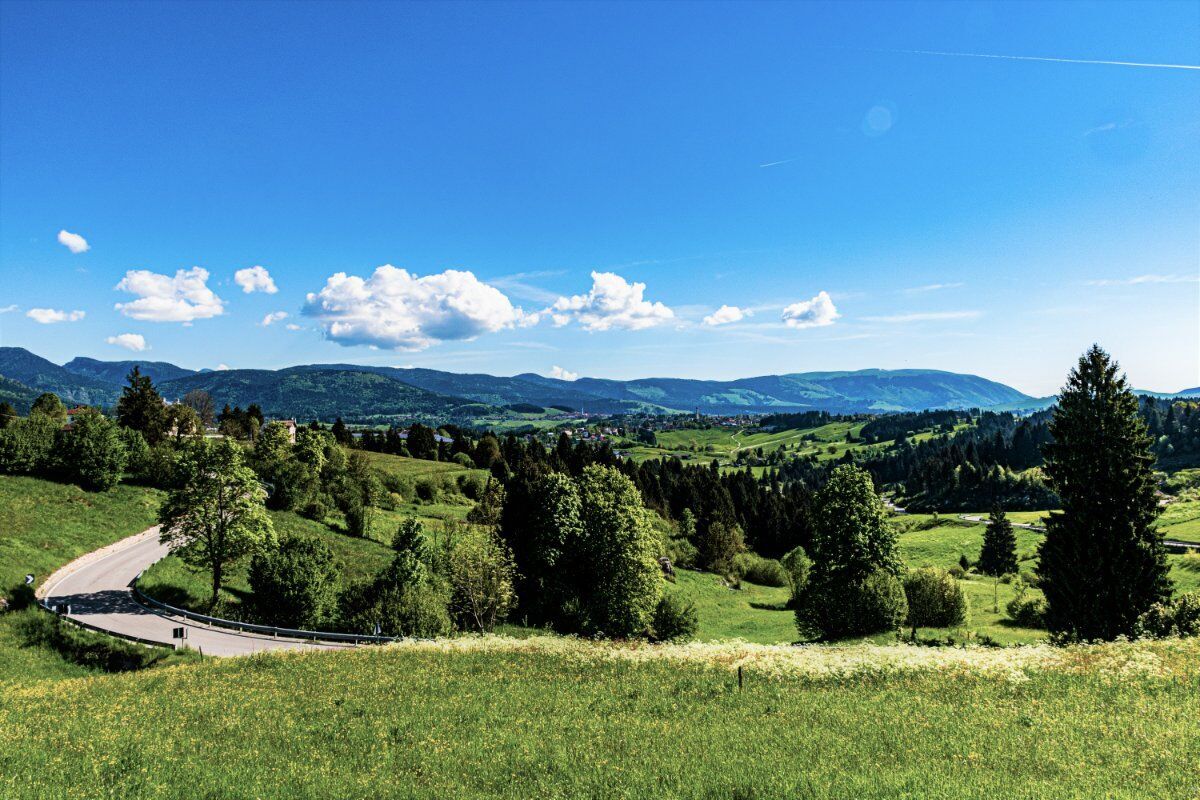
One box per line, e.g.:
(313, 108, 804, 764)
(2, 346, 1196, 422)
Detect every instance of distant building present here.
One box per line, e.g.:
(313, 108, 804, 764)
(280, 419, 298, 444)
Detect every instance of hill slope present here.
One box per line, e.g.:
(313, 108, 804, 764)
(62, 356, 196, 385)
(0, 346, 1066, 417)
(0, 348, 119, 407)
(158, 368, 495, 421)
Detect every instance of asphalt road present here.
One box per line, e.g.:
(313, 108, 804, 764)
(40, 528, 352, 657)
(958, 513, 1199, 550)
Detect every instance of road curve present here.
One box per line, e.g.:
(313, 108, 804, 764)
(39, 528, 352, 657)
(957, 513, 1199, 551)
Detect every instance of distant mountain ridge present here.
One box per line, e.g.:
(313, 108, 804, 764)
(2, 346, 1196, 421)
(62, 356, 197, 386)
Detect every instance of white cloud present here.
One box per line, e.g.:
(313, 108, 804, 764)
(781, 291, 839, 329)
(106, 333, 147, 351)
(234, 265, 278, 294)
(702, 305, 746, 326)
(549, 365, 579, 381)
(115, 267, 225, 323)
(303, 265, 537, 351)
(260, 311, 289, 327)
(285, 323, 302, 331)
(0, 304, 18, 314)
(57, 229, 90, 254)
(863, 310, 981, 323)
(26, 308, 85, 324)
(549, 271, 674, 331)
(905, 282, 965, 293)
(1086, 274, 1199, 287)
(216, 363, 230, 371)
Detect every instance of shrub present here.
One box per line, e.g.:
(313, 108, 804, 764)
(1006, 580, 1047, 628)
(780, 546, 811, 608)
(947, 565, 966, 580)
(732, 553, 789, 587)
(903, 568, 969, 638)
(452, 452, 476, 469)
(650, 593, 699, 642)
(378, 471, 407, 497)
(457, 473, 486, 501)
(446, 527, 516, 633)
(414, 478, 439, 503)
(248, 536, 341, 629)
(1136, 593, 1200, 638)
(798, 570, 907, 640)
(15, 611, 179, 672)
(665, 536, 699, 570)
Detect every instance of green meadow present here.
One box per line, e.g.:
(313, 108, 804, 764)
(2, 637, 1197, 800)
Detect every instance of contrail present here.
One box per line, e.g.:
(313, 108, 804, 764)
(892, 48, 1200, 71)
(759, 158, 797, 168)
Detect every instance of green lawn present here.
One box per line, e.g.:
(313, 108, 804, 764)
(1, 636, 1196, 799)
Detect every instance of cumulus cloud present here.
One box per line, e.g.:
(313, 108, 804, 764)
(863, 310, 981, 323)
(106, 333, 147, 351)
(702, 305, 746, 326)
(781, 291, 839, 329)
(0, 304, 18, 314)
(26, 308, 85, 324)
(216, 363, 230, 371)
(260, 311, 289, 327)
(549, 365, 579, 381)
(549, 272, 673, 331)
(303, 265, 537, 350)
(57, 229, 90, 254)
(234, 265, 278, 294)
(285, 323, 302, 331)
(114, 267, 225, 323)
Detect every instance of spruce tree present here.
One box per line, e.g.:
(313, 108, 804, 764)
(978, 504, 1018, 576)
(1037, 345, 1171, 640)
(116, 367, 167, 444)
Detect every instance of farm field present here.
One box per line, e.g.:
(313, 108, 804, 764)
(1, 636, 1197, 799)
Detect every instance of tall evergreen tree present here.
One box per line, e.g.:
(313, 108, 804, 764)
(978, 504, 1018, 576)
(1037, 345, 1171, 640)
(116, 367, 167, 444)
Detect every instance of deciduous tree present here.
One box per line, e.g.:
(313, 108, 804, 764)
(159, 438, 275, 607)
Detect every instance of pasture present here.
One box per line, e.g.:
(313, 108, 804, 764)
(1, 636, 1196, 799)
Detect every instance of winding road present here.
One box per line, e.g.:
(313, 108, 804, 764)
(37, 528, 351, 656)
(957, 513, 1200, 551)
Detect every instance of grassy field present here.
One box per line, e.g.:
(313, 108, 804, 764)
(1, 636, 1197, 799)
(671, 569, 795, 643)
(0, 476, 163, 592)
(360, 450, 490, 481)
(1160, 498, 1200, 543)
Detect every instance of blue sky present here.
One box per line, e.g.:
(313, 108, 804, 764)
(1, 0, 1197, 396)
